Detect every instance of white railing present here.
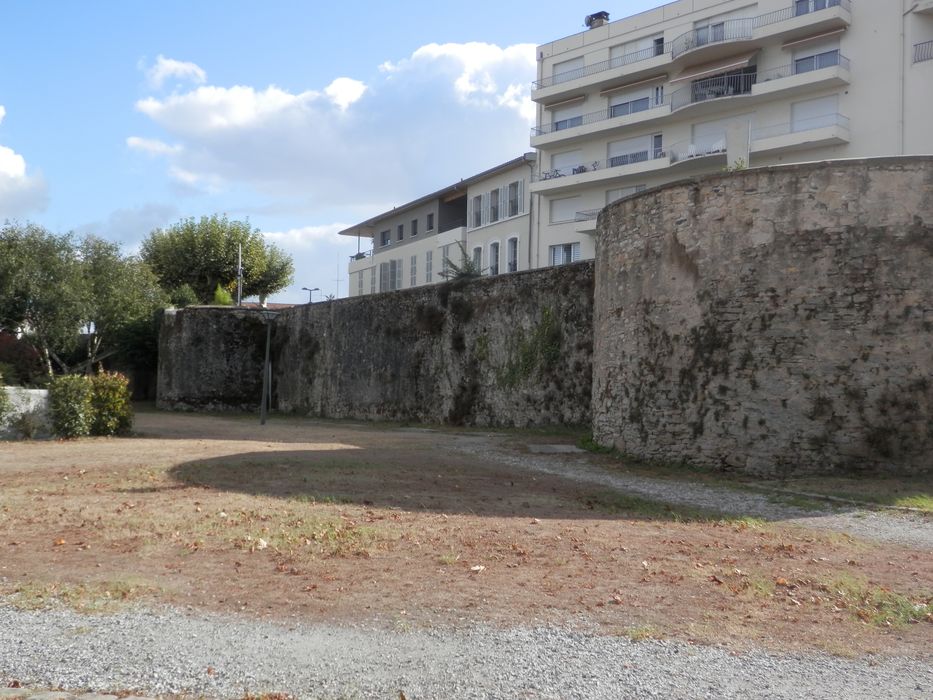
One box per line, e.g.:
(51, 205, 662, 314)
(751, 112, 849, 141)
(756, 53, 849, 82)
(532, 97, 669, 136)
(575, 209, 600, 222)
(534, 42, 670, 90)
(535, 147, 666, 182)
(915, 40, 933, 64)
(668, 139, 727, 164)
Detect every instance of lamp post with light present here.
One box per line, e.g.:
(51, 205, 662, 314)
(301, 286, 320, 303)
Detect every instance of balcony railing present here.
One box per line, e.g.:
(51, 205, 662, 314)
(535, 148, 666, 182)
(668, 138, 727, 164)
(751, 112, 849, 141)
(349, 249, 374, 262)
(670, 70, 757, 110)
(534, 42, 671, 90)
(915, 40, 933, 63)
(671, 1, 848, 59)
(756, 53, 849, 82)
(533, 1, 849, 93)
(533, 96, 669, 136)
(575, 209, 600, 222)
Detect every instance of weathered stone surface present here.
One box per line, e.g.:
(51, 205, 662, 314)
(156, 306, 270, 412)
(592, 157, 933, 476)
(159, 263, 595, 427)
(0, 387, 50, 438)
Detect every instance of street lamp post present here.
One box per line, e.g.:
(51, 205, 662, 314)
(259, 309, 280, 425)
(301, 286, 320, 303)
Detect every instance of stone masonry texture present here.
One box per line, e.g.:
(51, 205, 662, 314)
(591, 157, 933, 475)
(158, 263, 595, 427)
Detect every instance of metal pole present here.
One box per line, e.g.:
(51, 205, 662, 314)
(236, 243, 243, 306)
(260, 318, 271, 425)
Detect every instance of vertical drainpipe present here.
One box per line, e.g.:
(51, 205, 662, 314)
(525, 157, 535, 272)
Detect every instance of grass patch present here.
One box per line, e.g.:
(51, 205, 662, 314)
(822, 574, 933, 628)
(2, 578, 156, 612)
(437, 552, 460, 566)
(625, 624, 661, 641)
(579, 490, 766, 528)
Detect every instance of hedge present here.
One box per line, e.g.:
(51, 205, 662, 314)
(48, 372, 133, 439)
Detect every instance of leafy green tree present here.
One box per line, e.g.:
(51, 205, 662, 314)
(140, 214, 294, 303)
(212, 284, 233, 305)
(0, 222, 87, 375)
(440, 241, 485, 280)
(79, 236, 167, 370)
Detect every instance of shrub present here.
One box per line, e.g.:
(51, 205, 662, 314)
(0, 373, 11, 425)
(12, 410, 45, 439)
(48, 375, 94, 438)
(90, 372, 133, 436)
(212, 284, 234, 305)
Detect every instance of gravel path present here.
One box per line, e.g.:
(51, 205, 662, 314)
(1, 605, 930, 700)
(453, 436, 933, 550)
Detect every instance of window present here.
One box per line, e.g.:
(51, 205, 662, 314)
(791, 95, 839, 133)
(425, 250, 433, 283)
(552, 56, 584, 81)
(508, 181, 521, 217)
(795, 0, 833, 16)
(607, 134, 662, 168)
(380, 230, 391, 247)
(550, 195, 581, 224)
(357, 271, 363, 296)
(507, 237, 518, 273)
(370, 267, 376, 294)
(472, 246, 482, 270)
(610, 96, 650, 119)
(426, 212, 435, 231)
(379, 259, 402, 290)
(441, 244, 451, 277)
(471, 195, 483, 228)
(607, 184, 647, 205)
(397, 224, 404, 241)
(653, 37, 665, 56)
(551, 149, 583, 177)
(410, 255, 417, 286)
(794, 49, 840, 74)
(551, 103, 584, 131)
(613, 33, 664, 64)
(489, 189, 499, 222)
(549, 242, 580, 266)
(411, 218, 419, 236)
(489, 242, 500, 275)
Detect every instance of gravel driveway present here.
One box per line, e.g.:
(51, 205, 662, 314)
(1, 605, 930, 700)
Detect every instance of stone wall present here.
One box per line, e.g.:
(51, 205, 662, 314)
(592, 157, 933, 475)
(1, 387, 49, 438)
(157, 307, 269, 411)
(158, 263, 595, 426)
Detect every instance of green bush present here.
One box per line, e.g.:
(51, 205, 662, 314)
(0, 371, 11, 425)
(90, 372, 133, 436)
(48, 375, 94, 438)
(212, 284, 233, 305)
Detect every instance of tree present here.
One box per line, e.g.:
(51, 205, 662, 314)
(439, 242, 485, 280)
(0, 222, 87, 375)
(140, 214, 294, 303)
(79, 236, 167, 371)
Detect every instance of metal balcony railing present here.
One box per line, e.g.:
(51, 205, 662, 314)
(534, 42, 671, 90)
(574, 209, 601, 222)
(756, 53, 849, 82)
(670, 70, 757, 110)
(915, 40, 933, 64)
(532, 96, 669, 136)
(533, 1, 850, 93)
(349, 250, 374, 262)
(535, 148, 665, 182)
(668, 139, 727, 164)
(751, 112, 850, 141)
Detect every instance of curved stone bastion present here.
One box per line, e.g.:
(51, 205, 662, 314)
(592, 157, 933, 476)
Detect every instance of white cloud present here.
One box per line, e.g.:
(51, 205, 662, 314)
(74, 202, 179, 247)
(0, 105, 48, 218)
(129, 41, 535, 209)
(264, 223, 349, 249)
(324, 78, 367, 111)
(126, 136, 182, 156)
(147, 55, 207, 90)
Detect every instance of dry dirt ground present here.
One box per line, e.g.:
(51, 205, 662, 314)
(0, 411, 930, 660)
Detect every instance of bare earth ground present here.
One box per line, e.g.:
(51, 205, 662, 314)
(0, 410, 930, 662)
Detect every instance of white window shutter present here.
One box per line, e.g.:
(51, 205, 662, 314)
(482, 193, 489, 226)
(467, 197, 473, 230)
(519, 179, 525, 214)
(572, 242, 581, 262)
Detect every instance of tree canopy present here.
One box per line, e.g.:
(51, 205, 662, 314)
(140, 214, 294, 303)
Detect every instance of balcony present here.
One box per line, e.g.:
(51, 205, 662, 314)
(348, 249, 375, 275)
(915, 41, 933, 64)
(531, 148, 669, 194)
(751, 112, 850, 154)
(668, 138, 728, 166)
(532, 1, 851, 104)
(531, 97, 671, 147)
(574, 209, 601, 234)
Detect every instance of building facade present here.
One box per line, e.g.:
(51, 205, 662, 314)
(341, 154, 535, 297)
(531, 0, 933, 253)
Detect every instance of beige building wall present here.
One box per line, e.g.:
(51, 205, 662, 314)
(530, 0, 933, 262)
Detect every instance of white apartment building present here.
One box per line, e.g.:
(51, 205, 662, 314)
(341, 154, 535, 297)
(531, 0, 933, 253)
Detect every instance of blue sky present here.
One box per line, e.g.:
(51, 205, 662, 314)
(0, 1, 664, 302)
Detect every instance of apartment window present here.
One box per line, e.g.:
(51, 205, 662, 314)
(489, 189, 500, 223)
(792, 95, 839, 133)
(397, 224, 404, 241)
(551, 149, 583, 177)
(610, 95, 650, 119)
(552, 56, 584, 81)
(549, 242, 581, 266)
(370, 267, 376, 294)
(607, 184, 647, 205)
(550, 196, 581, 224)
(507, 237, 518, 273)
(410, 255, 417, 286)
(794, 49, 840, 74)
(426, 212, 435, 231)
(607, 134, 662, 168)
(489, 242, 500, 276)
(508, 181, 521, 217)
(425, 250, 433, 283)
(471, 195, 483, 228)
(380, 230, 391, 247)
(441, 244, 451, 277)
(695, 21, 725, 47)
(411, 218, 419, 236)
(653, 37, 665, 56)
(472, 246, 482, 270)
(551, 103, 584, 131)
(795, 0, 833, 17)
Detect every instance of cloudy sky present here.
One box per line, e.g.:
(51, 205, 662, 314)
(1, 1, 662, 303)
